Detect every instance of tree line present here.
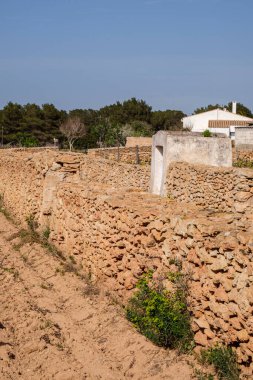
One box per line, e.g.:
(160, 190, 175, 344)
(194, 102, 253, 118)
(0, 99, 252, 149)
(0, 98, 185, 148)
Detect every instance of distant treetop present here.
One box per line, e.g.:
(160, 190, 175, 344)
(193, 102, 253, 118)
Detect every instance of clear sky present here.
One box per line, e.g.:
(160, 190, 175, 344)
(1, 0, 253, 114)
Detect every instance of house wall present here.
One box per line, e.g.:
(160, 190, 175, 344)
(235, 127, 253, 150)
(182, 109, 253, 133)
(209, 127, 230, 138)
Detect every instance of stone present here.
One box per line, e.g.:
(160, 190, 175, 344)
(214, 286, 229, 302)
(194, 317, 210, 330)
(230, 318, 242, 331)
(237, 329, 249, 342)
(221, 278, 233, 292)
(210, 257, 228, 273)
(236, 191, 252, 202)
(204, 328, 215, 339)
(194, 331, 209, 346)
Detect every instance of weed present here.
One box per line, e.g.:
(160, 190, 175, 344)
(167, 271, 184, 283)
(40, 282, 53, 290)
(42, 226, 50, 241)
(0, 194, 13, 222)
(195, 369, 214, 380)
(233, 159, 253, 169)
(21, 254, 28, 263)
(169, 258, 183, 271)
(26, 214, 39, 233)
(82, 283, 100, 297)
(126, 271, 193, 351)
(40, 320, 53, 330)
(69, 255, 77, 264)
(56, 343, 64, 351)
(55, 267, 65, 276)
(200, 345, 240, 380)
(43, 240, 66, 261)
(62, 261, 78, 274)
(202, 130, 212, 137)
(0, 265, 19, 280)
(13, 269, 19, 280)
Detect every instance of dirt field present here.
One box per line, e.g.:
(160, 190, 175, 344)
(0, 213, 194, 380)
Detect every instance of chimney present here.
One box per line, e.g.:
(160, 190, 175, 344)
(232, 101, 237, 114)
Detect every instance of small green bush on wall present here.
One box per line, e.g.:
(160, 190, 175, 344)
(202, 129, 212, 137)
(126, 271, 193, 351)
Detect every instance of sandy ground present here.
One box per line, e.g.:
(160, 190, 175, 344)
(0, 213, 194, 380)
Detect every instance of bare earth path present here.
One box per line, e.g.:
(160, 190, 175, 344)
(0, 213, 194, 380)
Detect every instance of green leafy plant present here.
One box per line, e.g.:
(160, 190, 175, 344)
(202, 129, 212, 137)
(42, 226, 51, 240)
(18, 134, 38, 147)
(200, 345, 240, 380)
(126, 271, 193, 351)
(233, 159, 253, 169)
(195, 369, 214, 380)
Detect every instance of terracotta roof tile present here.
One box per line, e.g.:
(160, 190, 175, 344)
(208, 120, 252, 128)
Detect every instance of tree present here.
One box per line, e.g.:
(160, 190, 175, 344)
(1, 102, 24, 144)
(150, 110, 185, 131)
(227, 102, 253, 118)
(193, 104, 221, 114)
(122, 121, 153, 141)
(193, 102, 253, 118)
(60, 117, 87, 151)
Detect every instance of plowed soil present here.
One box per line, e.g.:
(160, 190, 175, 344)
(0, 213, 194, 380)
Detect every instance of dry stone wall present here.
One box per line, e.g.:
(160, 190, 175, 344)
(125, 136, 152, 147)
(234, 149, 253, 163)
(0, 149, 252, 375)
(0, 149, 150, 223)
(166, 162, 253, 214)
(87, 146, 152, 164)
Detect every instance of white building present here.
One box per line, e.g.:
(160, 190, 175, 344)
(182, 102, 253, 140)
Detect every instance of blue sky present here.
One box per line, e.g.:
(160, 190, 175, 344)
(1, 0, 253, 114)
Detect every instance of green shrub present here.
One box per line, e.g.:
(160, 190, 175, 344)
(200, 345, 240, 380)
(233, 159, 253, 169)
(202, 129, 212, 137)
(126, 271, 193, 351)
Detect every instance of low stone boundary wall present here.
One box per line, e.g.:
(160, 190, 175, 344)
(233, 149, 253, 163)
(0, 148, 252, 374)
(87, 146, 152, 165)
(0, 149, 150, 222)
(49, 185, 253, 369)
(166, 162, 253, 213)
(125, 136, 152, 147)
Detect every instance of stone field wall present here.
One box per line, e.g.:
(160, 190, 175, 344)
(87, 146, 253, 167)
(233, 149, 253, 163)
(87, 146, 152, 164)
(0, 148, 252, 375)
(166, 162, 253, 213)
(125, 136, 152, 147)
